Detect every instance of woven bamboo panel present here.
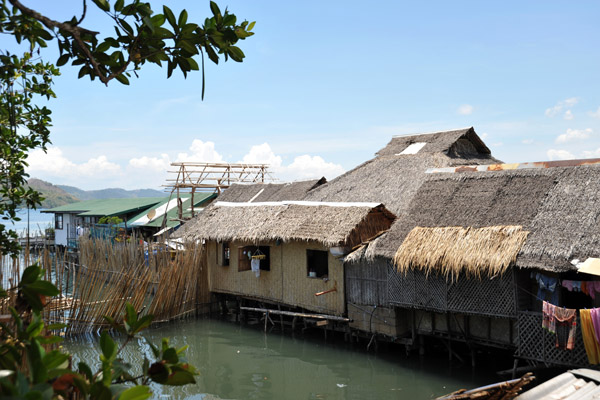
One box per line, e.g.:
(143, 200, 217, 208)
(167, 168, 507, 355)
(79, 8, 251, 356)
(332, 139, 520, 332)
(448, 273, 515, 317)
(387, 266, 416, 306)
(517, 312, 589, 367)
(388, 267, 513, 317)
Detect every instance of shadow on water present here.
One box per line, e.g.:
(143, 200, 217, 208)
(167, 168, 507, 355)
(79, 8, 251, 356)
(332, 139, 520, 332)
(63, 317, 505, 400)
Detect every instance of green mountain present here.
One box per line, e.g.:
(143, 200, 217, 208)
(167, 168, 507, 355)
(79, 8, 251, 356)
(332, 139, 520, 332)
(27, 178, 80, 208)
(57, 185, 165, 200)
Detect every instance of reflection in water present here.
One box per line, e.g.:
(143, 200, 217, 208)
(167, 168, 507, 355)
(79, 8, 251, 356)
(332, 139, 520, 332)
(64, 318, 498, 400)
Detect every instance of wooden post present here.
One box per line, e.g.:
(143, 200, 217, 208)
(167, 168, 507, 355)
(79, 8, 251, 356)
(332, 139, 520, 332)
(264, 311, 268, 333)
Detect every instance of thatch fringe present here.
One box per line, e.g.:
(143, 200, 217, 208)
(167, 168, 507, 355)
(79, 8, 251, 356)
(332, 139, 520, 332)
(393, 226, 529, 280)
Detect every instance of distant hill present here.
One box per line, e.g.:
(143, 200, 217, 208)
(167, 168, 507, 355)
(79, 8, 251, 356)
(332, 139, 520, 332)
(57, 185, 165, 200)
(27, 178, 80, 208)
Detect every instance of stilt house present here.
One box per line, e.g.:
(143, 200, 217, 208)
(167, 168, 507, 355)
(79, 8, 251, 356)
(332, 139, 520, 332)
(176, 200, 395, 316)
(348, 159, 600, 367)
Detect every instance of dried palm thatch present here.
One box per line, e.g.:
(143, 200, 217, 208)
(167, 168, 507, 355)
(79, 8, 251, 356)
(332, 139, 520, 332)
(175, 201, 396, 249)
(393, 226, 529, 281)
(215, 178, 326, 203)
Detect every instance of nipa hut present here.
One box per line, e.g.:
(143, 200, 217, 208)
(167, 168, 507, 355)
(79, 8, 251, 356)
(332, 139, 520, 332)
(175, 201, 395, 316)
(303, 127, 501, 336)
(351, 159, 600, 367)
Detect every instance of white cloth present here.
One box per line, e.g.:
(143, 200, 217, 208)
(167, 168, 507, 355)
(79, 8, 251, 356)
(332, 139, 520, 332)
(251, 258, 260, 278)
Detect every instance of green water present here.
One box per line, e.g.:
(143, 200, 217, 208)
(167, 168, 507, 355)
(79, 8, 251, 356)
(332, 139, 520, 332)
(64, 318, 500, 400)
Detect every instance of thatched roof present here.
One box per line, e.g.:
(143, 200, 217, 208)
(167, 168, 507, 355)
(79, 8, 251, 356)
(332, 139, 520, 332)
(393, 226, 529, 280)
(361, 163, 600, 273)
(375, 127, 491, 157)
(217, 178, 326, 203)
(174, 201, 396, 248)
(303, 128, 499, 215)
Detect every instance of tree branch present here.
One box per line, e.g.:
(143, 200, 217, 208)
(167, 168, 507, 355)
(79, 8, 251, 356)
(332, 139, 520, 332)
(8, 0, 98, 36)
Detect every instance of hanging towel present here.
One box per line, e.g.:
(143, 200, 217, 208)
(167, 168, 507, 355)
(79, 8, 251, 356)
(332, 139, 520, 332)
(251, 258, 260, 278)
(580, 309, 600, 364)
(582, 281, 589, 297)
(591, 308, 600, 344)
(554, 306, 577, 350)
(542, 301, 556, 334)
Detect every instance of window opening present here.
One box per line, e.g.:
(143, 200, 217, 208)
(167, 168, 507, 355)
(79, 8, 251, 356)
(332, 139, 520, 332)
(221, 242, 230, 266)
(238, 246, 270, 272)
(307, 249, 328, 278)
(55, 214, 63, 230)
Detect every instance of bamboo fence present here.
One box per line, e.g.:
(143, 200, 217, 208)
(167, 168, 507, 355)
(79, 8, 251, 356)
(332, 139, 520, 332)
(0, 237, 208, 336)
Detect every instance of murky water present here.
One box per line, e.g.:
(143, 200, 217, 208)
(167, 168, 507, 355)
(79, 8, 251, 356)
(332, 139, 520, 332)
(63, 318, 503, 400)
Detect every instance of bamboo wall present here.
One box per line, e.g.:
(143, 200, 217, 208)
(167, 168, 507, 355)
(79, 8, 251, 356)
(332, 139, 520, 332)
(208, 240, 345, 315)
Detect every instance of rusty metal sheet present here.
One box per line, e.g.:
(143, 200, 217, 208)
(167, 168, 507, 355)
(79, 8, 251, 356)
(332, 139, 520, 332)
(426, 158, 600, 174)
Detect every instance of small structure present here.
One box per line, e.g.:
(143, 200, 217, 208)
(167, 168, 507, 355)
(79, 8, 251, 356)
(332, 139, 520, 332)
(304, 128, 500, 338)
(347, 158, 600, 367)
(127, 192, 217, 239)
(175, 200, 396, 316)
(43, 197, 163, 248)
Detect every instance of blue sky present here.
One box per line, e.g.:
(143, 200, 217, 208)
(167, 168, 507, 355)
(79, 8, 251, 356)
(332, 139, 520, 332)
(6, 1, 600, 189)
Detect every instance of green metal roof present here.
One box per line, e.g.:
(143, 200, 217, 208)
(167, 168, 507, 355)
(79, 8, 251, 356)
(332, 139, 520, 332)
(129, 193, 216, 229)
(43, 198, 164, 217)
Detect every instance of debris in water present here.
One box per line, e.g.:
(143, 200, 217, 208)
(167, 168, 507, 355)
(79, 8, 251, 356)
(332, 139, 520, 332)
(336, 384, 347, 388)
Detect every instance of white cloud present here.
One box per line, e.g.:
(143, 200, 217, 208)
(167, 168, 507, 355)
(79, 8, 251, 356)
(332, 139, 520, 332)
(589, 107, 600, 119)
(582, 148, 600, 158)
(129, 154, 171, 171)
(280, 155, 345, 181)
(555, 128, 592, 144)
(79, 156, 121, 176)
(545, 97, 579, 117)
(522, 139, 534, 144)
(27, 147, 121, 177)
(27, 147, 76, 175)
(547, 149, 575, 160)
(238, 143, 344, 181)
(480, 132, 488, 139)
(564, 110, 574, 120)
(175, 139, 224, 163)
(457, 104, 474, 115)
(240, 143, 283, 168)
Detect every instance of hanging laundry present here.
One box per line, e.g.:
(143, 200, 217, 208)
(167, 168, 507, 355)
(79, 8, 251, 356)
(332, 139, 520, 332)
(251, 258, 260, 278)
(582, 281, 589, 297)
(587, 281, 600, 300)
(534, 273, 559, 304)
(591, 308, 600, 345)
(562, 280, 582, 292)
(542, 301, 556, 334)
(554, 306, 577, 350)
(580, 309, 600, 364)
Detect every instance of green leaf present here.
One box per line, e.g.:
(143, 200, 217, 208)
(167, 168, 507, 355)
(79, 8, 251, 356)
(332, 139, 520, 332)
(178, 10, 188, 27)
(248, 21, 256, 31)
(164, 370, 196, 386)
(27, 281, 59, 296)
(162, 348, 178, 364)
(42, 351, 69, 370)
(100, 331, 117, 360)
(114, 0, 124, 12)
(90, 381, 112, 400)
(132, 314, 153, 334)
(78, 362, 93, 381)
(118, 385, 151, 400)
(115, 74, 130, 85)
(21, 265, 41, 285)
(96, 41, 111, 53)
(92, 0, 110, 12)
(163, 6, 176, 28)
(210, 2, 221, 18)
(125, 303, 137, 326)
(187, 57, 199, 71)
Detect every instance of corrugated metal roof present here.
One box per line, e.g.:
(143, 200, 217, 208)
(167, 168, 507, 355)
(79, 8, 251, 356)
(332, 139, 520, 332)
(516, 369, 600, 400)
(43, 198, 164, 217)
(128, 193, 216, 228)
